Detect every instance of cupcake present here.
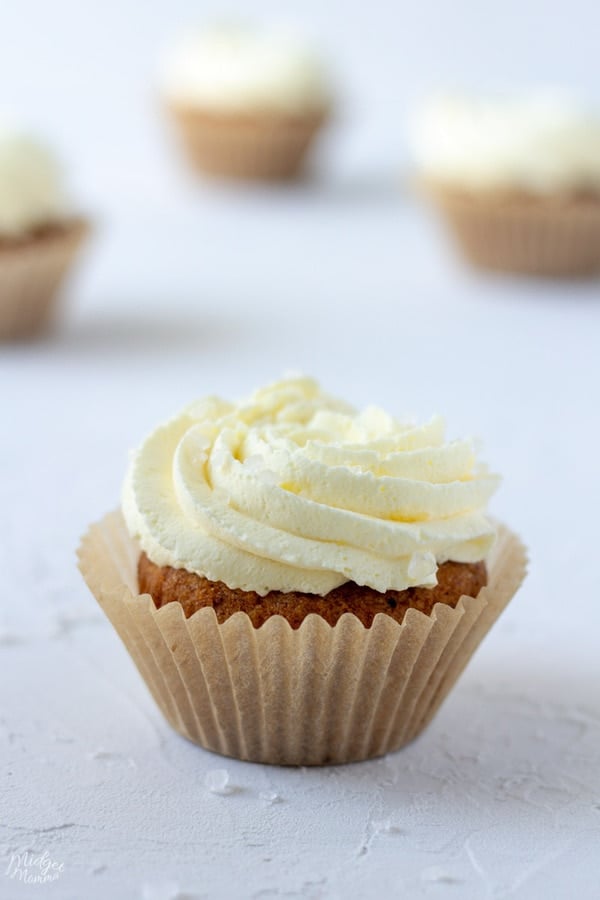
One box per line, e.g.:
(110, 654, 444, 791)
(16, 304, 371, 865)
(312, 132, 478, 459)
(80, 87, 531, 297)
(0, 126, 87, 339)
(412, 92, 600, 276)
(160, 23, 332, 181)
(78, 376, 527, 765)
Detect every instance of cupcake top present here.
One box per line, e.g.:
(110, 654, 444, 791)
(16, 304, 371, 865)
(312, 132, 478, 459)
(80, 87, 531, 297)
(412, 92, 600, 194)
(123, 376, 499, 597)
(0, 127, 69, 237)
(160, 23, 331, 115)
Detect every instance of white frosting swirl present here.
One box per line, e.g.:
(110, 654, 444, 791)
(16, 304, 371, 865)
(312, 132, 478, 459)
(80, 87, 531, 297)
(160, 23, 331, 114)
(412, 92, 600, 194)
(123, 377, 499, 596)
(0, 128, 69, 236)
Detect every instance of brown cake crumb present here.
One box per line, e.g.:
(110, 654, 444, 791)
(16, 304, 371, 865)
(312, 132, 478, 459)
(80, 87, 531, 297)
(0, 219, 85, 252)
(138, 554, 487, 629)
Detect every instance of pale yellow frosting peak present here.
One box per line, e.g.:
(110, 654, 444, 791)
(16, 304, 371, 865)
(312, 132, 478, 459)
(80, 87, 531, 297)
(122, 376, 499, 596)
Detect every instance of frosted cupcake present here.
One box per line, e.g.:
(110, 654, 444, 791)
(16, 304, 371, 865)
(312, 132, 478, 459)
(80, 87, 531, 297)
(412, 93, 600, 276)
(0, 127, 87, 338)
(79, 376, 527, 765)
(160, 23, 332, 181)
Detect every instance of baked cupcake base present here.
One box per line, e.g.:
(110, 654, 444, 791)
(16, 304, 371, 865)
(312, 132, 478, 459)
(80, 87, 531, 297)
(169, 106, 327, 181)
(0, 219, 88, 339)
(428, 185, 600, 277)
(78, 511, 527, 766)
(139, 552, 487, 629)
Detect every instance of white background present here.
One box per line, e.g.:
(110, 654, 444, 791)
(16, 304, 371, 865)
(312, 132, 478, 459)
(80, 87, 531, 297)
(1, 2, 600, 899)
(3, 0, 600, 198)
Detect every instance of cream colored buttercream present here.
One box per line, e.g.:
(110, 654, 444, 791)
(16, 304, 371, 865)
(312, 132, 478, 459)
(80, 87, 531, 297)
(160, 23, 331, 114)
(412, 92, 600, 194)
(122, 376, 499, 596)
(0, 128, 69, 236)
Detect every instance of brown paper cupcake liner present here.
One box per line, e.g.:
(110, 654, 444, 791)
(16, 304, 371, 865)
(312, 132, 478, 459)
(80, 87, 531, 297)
(0, 219, 88, 340)
(428, 186, 600, 277)
(78, 511, 527, 766)
(169, 106, 327, 181)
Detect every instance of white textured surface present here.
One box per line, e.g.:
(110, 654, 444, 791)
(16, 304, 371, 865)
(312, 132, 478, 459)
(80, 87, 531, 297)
(2, 1, 600, 894)
(1, 183, 600, 899)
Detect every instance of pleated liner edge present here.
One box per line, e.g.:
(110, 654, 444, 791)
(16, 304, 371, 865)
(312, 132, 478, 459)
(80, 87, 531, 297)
(78, 510, 527, 766)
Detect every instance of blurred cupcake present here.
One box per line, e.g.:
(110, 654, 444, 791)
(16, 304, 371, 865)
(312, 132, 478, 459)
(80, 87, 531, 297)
(0, 126, 87, 339)
(412, 93, 600, 276)
(79, 376, 527, 766)
(161, 23, 332, 181)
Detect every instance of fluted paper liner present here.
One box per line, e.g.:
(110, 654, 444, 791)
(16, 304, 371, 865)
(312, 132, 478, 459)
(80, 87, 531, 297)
(428, 186, 600, 277)
(78, 511, 527, 766)
(169, 106, 327, 181)
(0, 220, 88, 339)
